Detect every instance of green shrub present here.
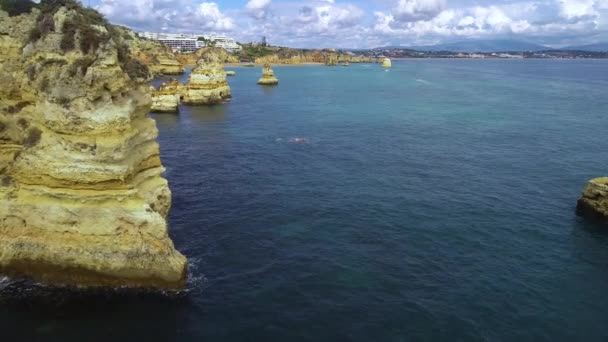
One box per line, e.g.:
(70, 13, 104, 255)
(1, 175, 13, 187)
(68, 56, 95, 76)
(26, 64, 36, 81)
(5, 101, 32, 114)
(0, 0, 36, 16)
(60, 18, 77, 51)
(39, 77, 50, 92)
(23, 127, 42, 148)
(17, 118, 29, 130)
(124, 59, 149, 80)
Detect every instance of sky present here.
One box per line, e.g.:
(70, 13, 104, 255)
(86, 0, 608, 48)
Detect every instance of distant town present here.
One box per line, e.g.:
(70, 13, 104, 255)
(361, 48, 608, 59)
(138, 32, 242, 53)
(140, 32, 608, 59)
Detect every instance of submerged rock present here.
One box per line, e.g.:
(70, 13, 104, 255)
(0, 3, 187, 289)
(151, 79, 184, 113)
(577, 178, 608, 223)
(257, 64, 279, 85)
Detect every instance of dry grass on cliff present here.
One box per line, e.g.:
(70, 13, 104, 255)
(17, 0, 150, 81)
(0, 0, 36, 16)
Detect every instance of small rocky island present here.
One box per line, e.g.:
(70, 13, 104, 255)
(258, 64, 279, 85)
(183, 57, 231, 105)
(0, 1, 187, 289)
(151, 79, 184, 113)
(577, 178, 608, 224)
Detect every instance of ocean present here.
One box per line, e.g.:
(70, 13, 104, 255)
(2, 59, 608, 341)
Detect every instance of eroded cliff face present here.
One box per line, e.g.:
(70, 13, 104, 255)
(123, 30, 185, 76)
(577, 178, 608, 224)
(183, 53, 231, 105)
(176, 47, 239, 67)
(151, 79, 184, 113)
(0, 3, 187, 289)
(253, 49, 372, 65)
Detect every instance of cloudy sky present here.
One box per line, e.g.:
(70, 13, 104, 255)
(89, 0, 608, 48)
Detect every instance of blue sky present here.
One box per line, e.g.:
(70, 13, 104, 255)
(88, 0, 608, 48)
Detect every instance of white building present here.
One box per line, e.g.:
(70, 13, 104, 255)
(139, 32, 241, 53)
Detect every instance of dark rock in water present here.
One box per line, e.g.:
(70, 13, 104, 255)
(576, 177, 608, 223)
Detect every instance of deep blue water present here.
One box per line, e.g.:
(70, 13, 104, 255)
(2, 60, 608, 341)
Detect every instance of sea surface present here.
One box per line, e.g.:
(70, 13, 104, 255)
(2, 60, 608, 341)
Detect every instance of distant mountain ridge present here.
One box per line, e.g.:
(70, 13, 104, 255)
(403, 40, 549, 52)
(372, 40, 608, 53)
(561, 43, 608, 52)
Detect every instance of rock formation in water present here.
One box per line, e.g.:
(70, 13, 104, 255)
(112, 25, 184, 76)
(577, 178, 608, 223)
(151, 79, 184, 113)
(382, 58, 392, 68)
(225, 70, 236, 76)
(0, 1, 187, 289)
(257, 64, 279, 85)
(182, 53, 231, 104)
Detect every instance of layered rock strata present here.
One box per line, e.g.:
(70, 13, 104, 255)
(182, 60, 231, 105)
(577, 178, 608, 223)
(151, 79, 184, 113)
(257, 64, 279, 85)
(112, 26, 185, 76)
(176, 47, 239, 67)
(0, 2, 187, 289)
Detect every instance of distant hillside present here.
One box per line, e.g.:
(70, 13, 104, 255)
(561, 43, 608, 52)
(405, 39, 549, 52)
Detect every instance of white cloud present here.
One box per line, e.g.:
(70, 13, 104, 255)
(97, 0, 233, 32)
(94, 0, 608, 48)
(393, 0, 446, 22)
(559, 0, 597, 19)
(246, 0, 272, 20)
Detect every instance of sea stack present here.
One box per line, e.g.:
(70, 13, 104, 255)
(0, 3, 187, 288)
(257, 64, 279, 85)
(576, 178, 608, 223)
(382, 58, 392, 68)
(151, 79, 184, 113)
(183, 59, 231, 105)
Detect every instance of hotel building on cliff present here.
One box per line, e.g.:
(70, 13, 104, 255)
(139, 32, 241, 53)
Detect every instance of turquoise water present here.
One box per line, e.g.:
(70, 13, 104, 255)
(2, 60, 608, 341)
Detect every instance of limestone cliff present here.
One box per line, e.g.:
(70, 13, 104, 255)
(183, 56, 231, 105)
(111, 26, 184, 76)
(577, 178, 608, 224)
(257, 64, 279, 85)
(248, 47, 372, 65)
(151, 79, 184, 113)
(176, 47, 239, 67)
(0, 1, 187, 289)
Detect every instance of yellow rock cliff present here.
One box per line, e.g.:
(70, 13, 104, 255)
(0, 2, 187, 289)
(257, 64, 279, 85)
(577, 177, 608, 224)
(182, 52, 231, 105)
